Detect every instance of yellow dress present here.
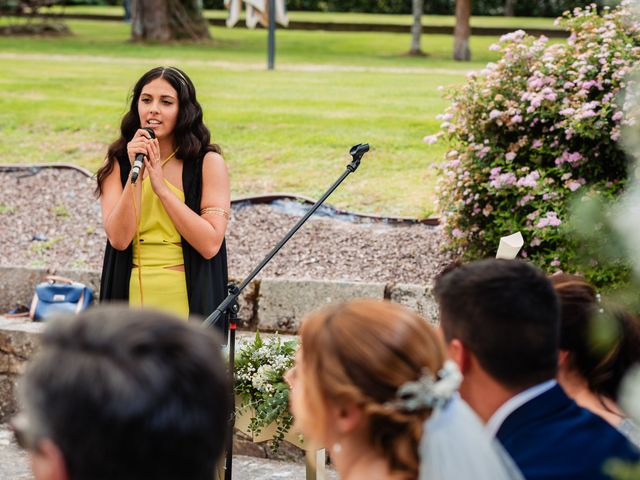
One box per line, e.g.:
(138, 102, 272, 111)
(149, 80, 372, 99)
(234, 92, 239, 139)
(129, 176, 189, 320)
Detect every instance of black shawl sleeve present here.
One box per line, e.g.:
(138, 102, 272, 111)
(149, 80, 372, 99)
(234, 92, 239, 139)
(99, 156, 133, 303)
(182, 155, 229, 327)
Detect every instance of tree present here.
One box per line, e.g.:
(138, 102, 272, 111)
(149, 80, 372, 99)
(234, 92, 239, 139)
(504, 0, 516, 16)
(0, 0, 70, 35)
(131, 0, 210, 42)
(409, 0, 425, 56)
(453, 0, 471, 61)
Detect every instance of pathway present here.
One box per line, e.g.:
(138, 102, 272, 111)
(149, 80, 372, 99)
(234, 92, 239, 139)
(0, 424, 337, 480)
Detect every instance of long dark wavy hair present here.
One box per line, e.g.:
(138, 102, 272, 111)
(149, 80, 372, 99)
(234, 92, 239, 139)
(95, 66, 221, 196)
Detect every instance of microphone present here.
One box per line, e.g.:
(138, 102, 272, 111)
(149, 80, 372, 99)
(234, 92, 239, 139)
(130, 128, 155, 184)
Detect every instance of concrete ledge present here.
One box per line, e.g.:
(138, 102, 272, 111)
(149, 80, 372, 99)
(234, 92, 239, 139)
(0, 267, 439, 332)
(388, 283, 439, 325)
(257, 278, 386, 332)
(0, 267, 99, 313)
(0, 318, 306, 463)
(0, 318, 44, 421)
(229, 278, 260, 330)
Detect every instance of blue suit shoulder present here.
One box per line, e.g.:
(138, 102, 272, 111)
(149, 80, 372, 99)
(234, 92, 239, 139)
(496, 384, 639, 480)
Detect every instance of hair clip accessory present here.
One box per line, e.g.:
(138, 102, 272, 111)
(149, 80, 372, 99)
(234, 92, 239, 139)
(386, 360, 462, 412)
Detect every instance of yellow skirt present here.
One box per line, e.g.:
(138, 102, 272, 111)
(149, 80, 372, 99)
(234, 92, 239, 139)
(129, 266, 189, 320)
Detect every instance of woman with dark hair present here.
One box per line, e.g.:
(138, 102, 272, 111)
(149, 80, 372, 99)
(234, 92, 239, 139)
(551, 274, 640, 447)
(286, 299, 523, 480)
(96, 66, 229, 321)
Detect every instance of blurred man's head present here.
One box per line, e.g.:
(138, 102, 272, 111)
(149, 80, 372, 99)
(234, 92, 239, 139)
(15, 306, 230, 480)
(434, 259, 559, 412)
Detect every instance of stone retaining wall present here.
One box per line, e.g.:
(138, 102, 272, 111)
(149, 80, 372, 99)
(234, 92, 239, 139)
(0, 274, 440, 473)
(0, 266, 439, 424)
(0, 317, 303, 464)
(0, 318, 43, 421)
(0, 267, 439, 331)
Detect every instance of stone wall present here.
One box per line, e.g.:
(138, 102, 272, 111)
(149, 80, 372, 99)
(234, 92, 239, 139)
(0, 318, 43, 421)
(0, 267, 439, 331)
(0, 318, 301, 465)
(0, 266, 440, 423)
(0, 267, 101, 315)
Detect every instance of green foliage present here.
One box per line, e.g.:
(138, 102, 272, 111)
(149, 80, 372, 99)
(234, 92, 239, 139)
(30, 237, 61, 254)
(433, 4, 640, 287)
(0, 0, 61, 14)
(52, 203, 70, 218)
(566, 192, 632, 289)
(0, 203, 15, 214)
(62, 0, 609, 17)
(605, 459, 640, 480)
(40, 6, 562, 28)
(71, 259, 89, 268)
(234, 332, 298, 452)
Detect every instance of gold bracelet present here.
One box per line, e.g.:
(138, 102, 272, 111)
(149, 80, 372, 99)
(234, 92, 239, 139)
(201, 207, 230, 219)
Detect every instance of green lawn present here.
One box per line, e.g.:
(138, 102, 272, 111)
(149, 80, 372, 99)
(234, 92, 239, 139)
(0, 17, 504, 69)
(0, 15, 553, 216)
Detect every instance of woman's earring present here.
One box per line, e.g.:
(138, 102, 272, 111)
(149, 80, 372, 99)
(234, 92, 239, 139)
(331, 442, 342, 454)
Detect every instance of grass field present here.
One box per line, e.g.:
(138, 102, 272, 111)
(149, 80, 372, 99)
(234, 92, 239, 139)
(0, 12, 559, 216)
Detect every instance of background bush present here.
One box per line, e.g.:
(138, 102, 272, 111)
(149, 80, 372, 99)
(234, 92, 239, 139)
(431, 3, 640, 287)
(58, 0, 612, 17)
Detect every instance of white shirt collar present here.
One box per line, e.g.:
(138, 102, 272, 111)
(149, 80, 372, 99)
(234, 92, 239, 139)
(485, 379, 557, 437)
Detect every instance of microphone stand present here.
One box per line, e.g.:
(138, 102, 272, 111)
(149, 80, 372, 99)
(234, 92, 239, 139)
(204, 143, 370, 480)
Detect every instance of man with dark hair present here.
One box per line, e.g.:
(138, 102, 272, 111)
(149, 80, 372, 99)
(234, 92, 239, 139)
(13, 306, 230, 480)
(435, 259, 639, 480)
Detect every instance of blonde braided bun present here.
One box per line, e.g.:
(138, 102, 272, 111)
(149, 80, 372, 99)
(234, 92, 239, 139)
(299, 300, 447, 480)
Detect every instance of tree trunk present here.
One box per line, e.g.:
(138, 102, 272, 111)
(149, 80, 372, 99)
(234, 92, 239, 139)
(409, 0, 425, 56)
(453, 0, 471, 61)
(131, 0, 210, 42)
(504, 0, 515, 17)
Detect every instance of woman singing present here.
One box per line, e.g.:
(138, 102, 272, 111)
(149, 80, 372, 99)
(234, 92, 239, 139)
(96, 66, 229, 322)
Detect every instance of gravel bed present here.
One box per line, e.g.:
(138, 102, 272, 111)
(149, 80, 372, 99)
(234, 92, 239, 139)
(0, 168, 453, 285)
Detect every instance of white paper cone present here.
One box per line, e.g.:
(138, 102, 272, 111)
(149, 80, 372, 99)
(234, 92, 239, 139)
(496, 232, 524, 259)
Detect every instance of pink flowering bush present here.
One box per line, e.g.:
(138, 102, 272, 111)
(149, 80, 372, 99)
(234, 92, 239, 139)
(432, 3, 640, 279)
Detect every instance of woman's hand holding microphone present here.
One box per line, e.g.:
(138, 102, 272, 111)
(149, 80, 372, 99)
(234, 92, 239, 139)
(127, 128, 167, 196)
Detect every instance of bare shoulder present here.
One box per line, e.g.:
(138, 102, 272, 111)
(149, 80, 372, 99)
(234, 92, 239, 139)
(202, 151, 227, 173)
(201, 151, 229, 195)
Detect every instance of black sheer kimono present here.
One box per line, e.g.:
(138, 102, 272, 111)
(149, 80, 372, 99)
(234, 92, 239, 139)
(99, 153, 228, 330)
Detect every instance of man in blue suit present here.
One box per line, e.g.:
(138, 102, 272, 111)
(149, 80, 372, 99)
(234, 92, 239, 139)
(434, 259, 639, 480)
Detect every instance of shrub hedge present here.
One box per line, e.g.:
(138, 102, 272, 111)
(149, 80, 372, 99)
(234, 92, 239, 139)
(430, 3, 640, 286)
(65, 0, 608, 17)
